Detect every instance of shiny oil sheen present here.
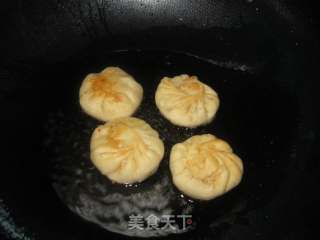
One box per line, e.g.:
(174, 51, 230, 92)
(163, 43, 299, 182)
(43, 48, 299, 237)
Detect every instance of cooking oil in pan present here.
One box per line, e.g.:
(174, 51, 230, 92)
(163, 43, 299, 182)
(43, 49, 300, 237)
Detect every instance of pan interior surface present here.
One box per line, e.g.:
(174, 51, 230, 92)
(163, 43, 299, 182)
(1, 1, 318, 239)
(42, 47, 300, 237)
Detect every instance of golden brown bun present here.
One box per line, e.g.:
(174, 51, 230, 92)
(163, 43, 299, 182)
(170, 134, 243, 200)
(90, 117, 164, 184)
(80, 67, 143, 121)
(155, 74, 219, 128)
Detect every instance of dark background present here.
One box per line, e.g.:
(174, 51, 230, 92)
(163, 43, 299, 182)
(0, 0, 319, 239)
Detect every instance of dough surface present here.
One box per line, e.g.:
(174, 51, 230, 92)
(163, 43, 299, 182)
(90, 117, 164, 184)
(80, 67, 143, 121)
(155, 74, 219, 128)
(170, 134, 243, 200)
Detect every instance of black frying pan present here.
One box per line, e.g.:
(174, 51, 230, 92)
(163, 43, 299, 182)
(0, 0, 319, 239)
